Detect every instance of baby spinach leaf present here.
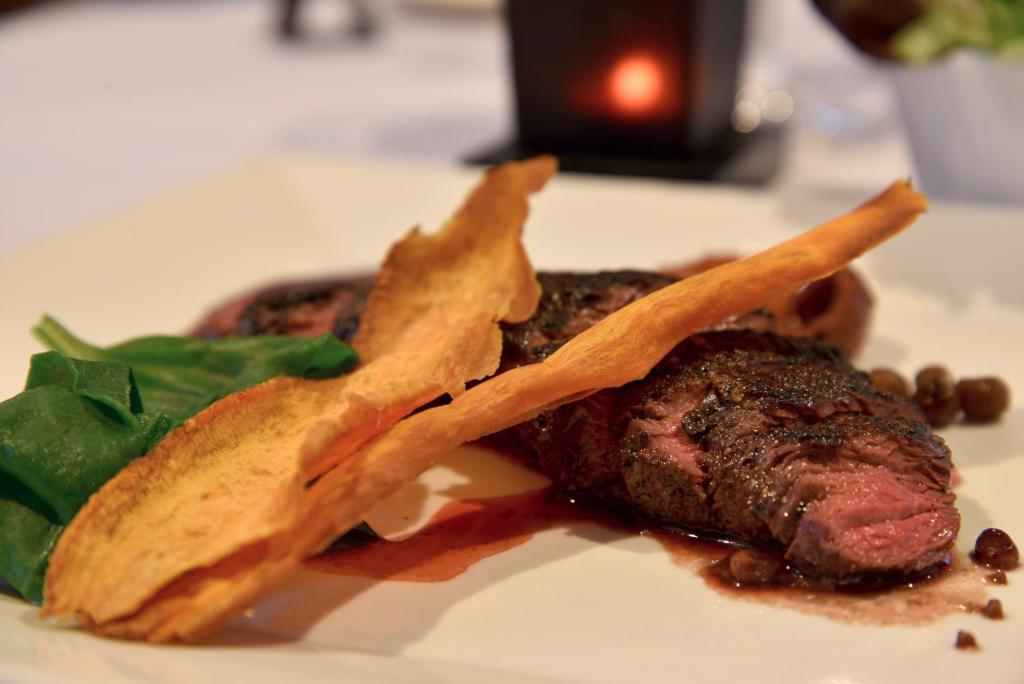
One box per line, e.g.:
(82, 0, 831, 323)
(0, 355, 151, 603)
(0, 382, 152, 524)
(0, 318, 358, 603)
(33, 315, 358, 422)
(0, 473, 63, 604)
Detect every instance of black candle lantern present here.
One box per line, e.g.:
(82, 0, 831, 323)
(473, 0, 778, 183)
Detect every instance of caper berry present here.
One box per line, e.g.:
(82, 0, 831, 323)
(868, 368, 910, 397)
(972, 528, 1019, 570)
(956, 377, 1010, 424)
(914, 365, 960, 428)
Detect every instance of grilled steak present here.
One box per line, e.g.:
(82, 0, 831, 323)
(192, 276, 373, 342)
(498, 271, 776, 372)
(190, 262, 873, 359)
(191, 268, 956, 584)
(664, 256, 873, 358)
(508, 329, 956, 584)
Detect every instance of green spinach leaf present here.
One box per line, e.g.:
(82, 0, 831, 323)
(0, 473, 63, 604)
(0, 318, 358, 604)
(33, 315, 357, 422)
(0, 354, 157, 602)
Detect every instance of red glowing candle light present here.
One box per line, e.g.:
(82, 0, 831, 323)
(503, 0, 749, 166)
(570, 50, 681, 123)
(608, 54, 665, 117)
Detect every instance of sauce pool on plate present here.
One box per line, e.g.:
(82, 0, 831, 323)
(307, 484, 1004, 627)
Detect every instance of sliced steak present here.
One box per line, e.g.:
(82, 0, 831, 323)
(192, 276, 374, 343)
(190, 264, 870, 358)
(664, 257, 874, 359)
(499, 270, 777, 370)
(190, 268, 953, 584)
(510, 330, 957, 585)
(499, 271, 675, 369)
(497, 272, 955, 583)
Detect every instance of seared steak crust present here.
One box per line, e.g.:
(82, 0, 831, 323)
(192, 276, 374, 342)
(499, 270, 776, 371)
(236, 277, 373, 341)
(499, 271, 676, 369)
(511, 330, 957, 584)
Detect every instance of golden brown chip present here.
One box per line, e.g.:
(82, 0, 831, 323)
(60, 179, 925, 643)
(41, 156, 557, 636)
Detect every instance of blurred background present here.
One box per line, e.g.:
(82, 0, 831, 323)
(1, 0, 1022, 255)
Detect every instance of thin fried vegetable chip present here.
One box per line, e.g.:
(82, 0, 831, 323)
(41, 156, 556, 638)
(47, 177, 926, 643)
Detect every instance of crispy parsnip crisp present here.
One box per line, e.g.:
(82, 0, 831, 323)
(41, 156, 556, 638)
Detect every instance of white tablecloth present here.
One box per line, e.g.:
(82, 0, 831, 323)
(0, 0, 912, 256)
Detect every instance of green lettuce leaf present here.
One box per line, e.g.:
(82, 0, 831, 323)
(893, 0, 1024, 63)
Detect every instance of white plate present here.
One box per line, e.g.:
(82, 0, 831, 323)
(1, 156, 1023, 683)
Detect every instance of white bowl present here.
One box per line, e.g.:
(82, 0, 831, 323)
(891, 51, 1024, 205)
